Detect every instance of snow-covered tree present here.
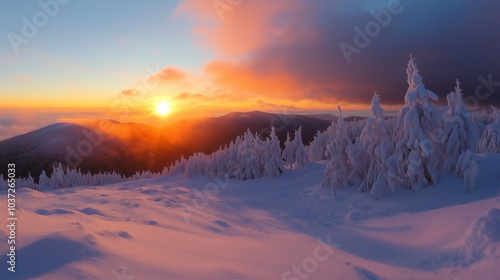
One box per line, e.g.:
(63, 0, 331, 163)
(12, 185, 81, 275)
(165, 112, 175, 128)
(442, 80, 478, 172)
(307, 130, 328, 162)
(472, 109, 494, 136)
(292, 127, 308, 169)
(234, 129, 262, 180)
(161, 165, 170, 176)
(323, 122, 338, 160)
(455, 149, 479, 192)
(347, 118, 367, 143)
(225, 138, 241, 176)
(209, 146, 228, 178)
(387, 56, 443, 191)
(322, 106, 353, 196)
(128, 170, 155, 181)
(16, 173, 36, 189)
(253, 131, 268, 174)
(358, 93, 393, 198)
(346, 138, 367, 187)
(169, 155, 187, 175)
(25, 164, 125, 191)
(307, 120, 339, 162)
(185, 153, 210, 176)
(263, 127, 285, 177)
(38, 170, 50, 191)
(282, 128, 307, 170)
(50, 163, 68, 189)
(163, 127, 287, 180)
(90, 170, 123, 185)
(477, 107, 500, 153)
(282, 133, 294, 169)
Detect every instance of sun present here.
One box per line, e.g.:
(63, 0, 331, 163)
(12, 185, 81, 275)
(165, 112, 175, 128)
(156, 102, 170, 116)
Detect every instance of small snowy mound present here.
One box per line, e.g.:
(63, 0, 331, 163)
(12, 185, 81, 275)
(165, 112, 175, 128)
(462, 208, 500, 264)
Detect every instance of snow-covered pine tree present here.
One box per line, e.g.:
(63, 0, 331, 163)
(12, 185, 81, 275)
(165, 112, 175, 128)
(387, 56, 443, 191)
(347, 118, 367, 143)
(306, 120, 340, 162)
(178, 155, 188, 174)
(81, 170, 92, 186)
(477, 107, 500, 153)
(226, 138, 241, 177)
(66, 168, 83, 188)
(264, 127, 285, 177)
(323, 121, 338, 160)
(161, 165, 170, 176)
(234, 129, 262, 180)
(253, 131, 268, 175)
(322, 106, 352, 196)
(169, 155, 187, 175)
(51, 163, 68, 189)
(455, 149, 479, 191)
(292, 127, 308, 169)
(89, 170, 123, 185)
(306, 130, 328, 162)
(346, 137, 367, 187)
(207, 145, 224, 178)
(203, 150, 217, 178)
(20, 173, 36, 189)
(185, 153, 208, 176)
(358, 93, 392, 198)
(442, 80, 478, 172)
(282, 128, 308, 170)
(282, 132, 295, 170)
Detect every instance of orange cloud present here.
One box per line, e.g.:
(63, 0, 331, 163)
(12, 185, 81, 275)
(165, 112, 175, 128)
(176, 0, 308, 57)
(203, 60, 302, 99)
(151, 66, 188, 83)
(115, 0, 379, 115)
(120, 89, 138, 97)
(171, 0, 357, 107)
(174, 92, 209, 101)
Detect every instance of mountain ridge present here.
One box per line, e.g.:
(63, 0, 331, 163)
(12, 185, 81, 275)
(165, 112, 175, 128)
(0, 111, 352, 181)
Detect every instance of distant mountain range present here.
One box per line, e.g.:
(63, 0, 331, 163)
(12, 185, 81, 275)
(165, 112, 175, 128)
(0, 111, 362, 181)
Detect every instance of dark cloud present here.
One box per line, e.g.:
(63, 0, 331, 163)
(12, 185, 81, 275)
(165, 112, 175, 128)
(180, 0, 500, 107)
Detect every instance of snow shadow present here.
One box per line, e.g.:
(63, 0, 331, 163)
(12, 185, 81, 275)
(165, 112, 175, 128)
(35, 208, 74, 215)
(354, 266, 386, 280)
(0, 237, 99, 279)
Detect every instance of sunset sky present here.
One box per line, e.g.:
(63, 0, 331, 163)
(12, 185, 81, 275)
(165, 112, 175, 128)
(1, 0, 499, 139)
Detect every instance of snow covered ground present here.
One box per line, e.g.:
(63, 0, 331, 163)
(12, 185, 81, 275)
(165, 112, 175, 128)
(1, 155, 499, 280)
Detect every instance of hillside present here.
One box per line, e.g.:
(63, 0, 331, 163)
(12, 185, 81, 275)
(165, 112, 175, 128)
(0, 155, 499, 279)
(0, 112, 334, 180)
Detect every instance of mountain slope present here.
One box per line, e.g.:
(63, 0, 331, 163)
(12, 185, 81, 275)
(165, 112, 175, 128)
(1, 155, 498, 279)
(0, 111, 333, 180)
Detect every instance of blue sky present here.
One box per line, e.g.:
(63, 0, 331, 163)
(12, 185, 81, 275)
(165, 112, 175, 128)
(0, 0, 211, 107)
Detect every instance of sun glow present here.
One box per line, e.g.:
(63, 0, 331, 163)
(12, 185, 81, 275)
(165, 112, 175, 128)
(156, 102, 171, 116)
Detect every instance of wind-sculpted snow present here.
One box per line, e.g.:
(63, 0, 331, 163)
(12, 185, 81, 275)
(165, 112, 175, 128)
(462, 208, 500, 264)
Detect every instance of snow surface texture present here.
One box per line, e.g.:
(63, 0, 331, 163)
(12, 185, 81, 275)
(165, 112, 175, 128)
(1, 155, 499, 280)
